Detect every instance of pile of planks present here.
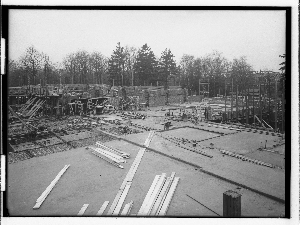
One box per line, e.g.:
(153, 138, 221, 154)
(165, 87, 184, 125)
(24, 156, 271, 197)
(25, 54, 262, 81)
(78, 131, 155, 216)
(105, 131, 155, 216)
(20, 98, 46, 119)
(88, 143, 130, 169)
(137, 172, 180, 216)
(95, 142, 130, 158)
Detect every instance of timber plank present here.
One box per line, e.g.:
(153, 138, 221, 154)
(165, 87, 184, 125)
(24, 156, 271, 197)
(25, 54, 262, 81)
(155, 172, 176, 215)
(137, 175, 161, 215)
(143, 173, 166, 215)
(106, 131, 155, 215)
(149, 177, 171, 215)
(96, 201, 110, 216)
(33, 165, 70, 209)
(157, 177, 180, 216)
(120, 200, 133, 216)
(77, 204, 89, 216)
(112, 182, 132, 215)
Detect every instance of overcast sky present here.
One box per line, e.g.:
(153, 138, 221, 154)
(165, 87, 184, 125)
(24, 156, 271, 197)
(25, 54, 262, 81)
(9, 10, 286, 72)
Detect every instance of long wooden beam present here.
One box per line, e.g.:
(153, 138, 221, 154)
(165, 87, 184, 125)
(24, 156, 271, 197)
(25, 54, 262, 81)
(156, 177, 180, 216)
(137, 175, 161, 215)
(77, 204, 89, 216)
(120, 200, 133, 216)
(28, 100, 46, 119)
(19, 97, 36, 113)
(143, 173, 167, 215)
(106, 131, 155, 215)
(33, 165, 70, 209)
(96, 142, 130, 158)
(150, 172, 176, 215)
(91, 150, 124, 169)
(24, 99, 42, 117)
(91, 146, 126, 163)
(96, 201, 110, 215)
(112, 182, 132, 215)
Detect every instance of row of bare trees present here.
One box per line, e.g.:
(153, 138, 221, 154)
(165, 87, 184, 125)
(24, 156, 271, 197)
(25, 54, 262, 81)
(8, 46, 109, 87)
(8, 45, 284, 98)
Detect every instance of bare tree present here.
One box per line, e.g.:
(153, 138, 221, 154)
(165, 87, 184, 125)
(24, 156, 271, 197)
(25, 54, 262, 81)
(20, 46, 42, 85)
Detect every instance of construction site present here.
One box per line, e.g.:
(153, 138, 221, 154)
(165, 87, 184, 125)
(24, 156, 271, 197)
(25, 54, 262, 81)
(6, 83, 286, 217)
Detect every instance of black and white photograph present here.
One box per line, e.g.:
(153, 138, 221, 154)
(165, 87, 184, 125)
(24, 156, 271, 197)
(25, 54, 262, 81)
(1, 3, 298, 224)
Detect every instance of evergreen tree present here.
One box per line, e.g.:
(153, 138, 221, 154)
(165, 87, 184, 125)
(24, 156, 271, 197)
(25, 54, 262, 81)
(159, 48, 177, 89)
(108, 42, 126, 86)
(134, 44, 158, 86)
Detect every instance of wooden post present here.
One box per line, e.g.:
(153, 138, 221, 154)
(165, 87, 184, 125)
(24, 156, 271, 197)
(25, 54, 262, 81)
(242, 86, 244, 122)
(275, 79, 278, 131)
(236, 83, 238, 120)
(282, 78, 285, 132)
(231, 78, 233, 120)
(224, 79, 227, 121)
(246, 88, 249, 124)
(223, 190, 241, 217)
(252, 86, 255, 125)
(208, 78, 210, 98)
(259, 83, 262, 126)
(199, 79, 200, 96)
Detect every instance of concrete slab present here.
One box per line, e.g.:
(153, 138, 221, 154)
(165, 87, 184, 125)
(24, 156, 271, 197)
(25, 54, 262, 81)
(7, 137, 285, 217)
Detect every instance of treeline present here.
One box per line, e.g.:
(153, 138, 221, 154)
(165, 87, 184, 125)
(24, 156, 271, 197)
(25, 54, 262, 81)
(8, 43, 285, 96)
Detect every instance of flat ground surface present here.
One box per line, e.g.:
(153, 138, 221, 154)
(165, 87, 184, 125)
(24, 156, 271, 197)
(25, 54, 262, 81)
(199, 131, 280, 154)
(7, 138, 284, 217)
(7, 105, 286, 217)
(163, 127, 221, 141)
(124, 132, 285, 201)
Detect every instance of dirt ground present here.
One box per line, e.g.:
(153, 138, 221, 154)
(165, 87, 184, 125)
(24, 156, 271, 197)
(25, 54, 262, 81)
(7, 137, 285, 217)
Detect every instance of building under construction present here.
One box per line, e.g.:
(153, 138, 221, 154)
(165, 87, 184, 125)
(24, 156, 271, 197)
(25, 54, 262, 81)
(6, 83, 286, 217)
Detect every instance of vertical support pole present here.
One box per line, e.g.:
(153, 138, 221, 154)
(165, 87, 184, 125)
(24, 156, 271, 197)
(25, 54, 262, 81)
(259, 83, 262, 126)
(223, 190, 241, 217)
(231, 78, 233, 120)
(263, 82, 266, 119)
(282, 78, 285, 132)
(268, 78, 271, 122)
(252, 86, 255, 125)
(236, 83, 238, 121)
(224, 79, 227, 121)
(242, 86, 244, 122)
(199, 79, 200, 97)
(246, 88, 249, 125)
(275, 79, 278, 131)
(208, 78, 210, 98)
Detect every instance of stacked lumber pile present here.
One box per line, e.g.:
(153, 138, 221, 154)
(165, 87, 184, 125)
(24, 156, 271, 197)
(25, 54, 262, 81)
(137, 172, 180, 216)
(105, 131, 155, 216)
(8, 133, 115, 164)
(19, 98, 46, 119)
(88, 142, 130, 169)
(76, 131, 154, 216)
